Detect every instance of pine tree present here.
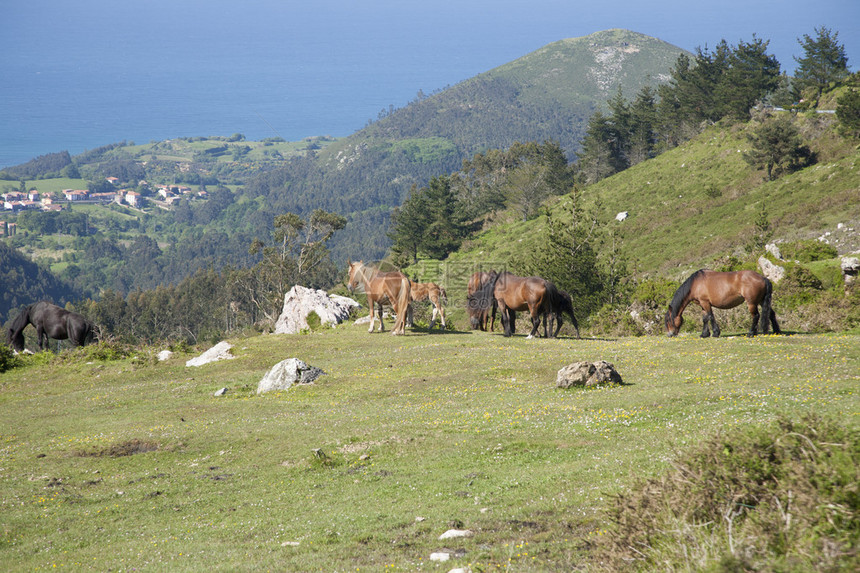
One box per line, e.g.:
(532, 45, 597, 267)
(794, 26, 850, 101)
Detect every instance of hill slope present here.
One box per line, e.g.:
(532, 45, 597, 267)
(447, 115, 860, 276)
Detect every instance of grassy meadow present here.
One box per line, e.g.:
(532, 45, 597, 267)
(1, 323, 857, 571)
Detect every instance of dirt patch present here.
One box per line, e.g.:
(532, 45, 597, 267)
(76, 438, 160, 458)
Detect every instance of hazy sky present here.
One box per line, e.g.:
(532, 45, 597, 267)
(2, 0, 858, 165)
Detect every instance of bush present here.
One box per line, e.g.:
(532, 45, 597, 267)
(0, 343, 20, 373)
(779, 239, 838, 263)
(589, 414, 859, 572)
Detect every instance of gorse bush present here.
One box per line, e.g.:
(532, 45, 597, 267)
(590, 414, 859, 572)
(0, 343, 19, 373)
(779, 239, 839, 263)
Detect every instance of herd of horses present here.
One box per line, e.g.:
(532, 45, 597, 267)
(347, 261, 780, 340)
(5, 264, 781, 353)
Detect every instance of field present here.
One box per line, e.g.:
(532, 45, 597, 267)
(0, 325, 857, 571)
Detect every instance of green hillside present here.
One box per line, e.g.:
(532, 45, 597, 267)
(448, 114, 860, 277)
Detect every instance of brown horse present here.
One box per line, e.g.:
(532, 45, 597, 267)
(347, 261, 412, 335)
(466, 271, 498, 331)
(407, 280, 447, 330)
(493, 271, 556, 338)
(665, 269, 781, 338)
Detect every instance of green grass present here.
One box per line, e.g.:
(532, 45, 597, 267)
(1, 326, 857, 571)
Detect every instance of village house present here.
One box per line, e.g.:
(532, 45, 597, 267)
(106, 176, 120, 185)
(63, 189, 89, 201)
(125, 191, 141, 207)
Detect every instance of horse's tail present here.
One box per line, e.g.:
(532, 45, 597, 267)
(561, 290, 580, 338)
(760, 277, 774, 334)
(761, 278, 781, 334)
(392, 275, 411, 335)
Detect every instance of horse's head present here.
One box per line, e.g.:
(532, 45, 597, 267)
(466, 292, 490, 330)
(7, 327, 25, 352)
(665, 309, 682, 337)
(346, 260, 362, 293)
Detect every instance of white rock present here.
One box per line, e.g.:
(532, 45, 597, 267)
(257, 358, 325, 394)
(185, 341, 234, 367)
(758, 256, 786, 283)
(274, 285, 360, 334)
(615, 211, 628, 221)
(430, 552, 451, 562)
(439, 529, 474, 540)
(157, 350, 174, 362)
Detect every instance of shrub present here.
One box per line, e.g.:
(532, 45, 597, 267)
(779, 239, 838, 263)
(589, 414, 859, 572)
(0, 343, 20, 373)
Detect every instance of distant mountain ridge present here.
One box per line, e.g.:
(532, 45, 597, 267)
(256, 29, 688, 260)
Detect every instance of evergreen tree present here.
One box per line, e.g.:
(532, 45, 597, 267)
(512, 192, 604, 319)
(743, 115, 811, 181)
(719, 36, 781, 119)
(836, 87, 860, 138)
(576, 112, 621, 184)
(794, 26, 850, 100)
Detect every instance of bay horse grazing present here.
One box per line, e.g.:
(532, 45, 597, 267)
(493, 271, 556, 339)
(466, 271, 498, 331)
(6, 301, 95, 352)
(407, 280, 447, 330)
(665, 269, 781, 338)
(347, 261, 412, 335)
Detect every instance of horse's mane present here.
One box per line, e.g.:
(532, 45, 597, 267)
(9, 304, 33, 334)
(467, 270, 498, 311)
(668, 270, 705, 319)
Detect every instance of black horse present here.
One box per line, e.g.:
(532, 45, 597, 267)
(546, 283, 580, 339)
(6, 301, 95, 352)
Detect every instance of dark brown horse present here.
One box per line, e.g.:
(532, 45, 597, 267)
(6, 301, 95, 352)
(492, 271, 556, 338)
(347, 261, 412, 335)
(466, 271, 498, 331)
(665, 269, 781, 338)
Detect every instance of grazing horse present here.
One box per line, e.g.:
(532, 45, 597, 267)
(6, 301, 95, 352)
(546, 284, 581, 339)
(492, 271, 557, 339)
(347, 261, 412, 335)
(665, 269, 781, 338)
(407, 280, 447, 330)
(466, 271, 498, 331)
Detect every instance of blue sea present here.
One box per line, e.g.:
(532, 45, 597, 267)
(2, 0, 857, 170)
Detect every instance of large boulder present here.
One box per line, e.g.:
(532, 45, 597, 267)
(257, 358, 325, 394)
(758, 256, 785, 283)
(557, 360, 622, 388)
(274, 285, 361, 334)
(841, 256, 859, 286)
(186, 341, 234, 367)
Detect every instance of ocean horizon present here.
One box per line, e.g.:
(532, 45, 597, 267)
(3, 0, 857, 171)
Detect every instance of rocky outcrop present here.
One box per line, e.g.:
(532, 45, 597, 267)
(841, 256, 859, 286)
(758, 256, 786, 283)
(274, 285, 360, 334)
(257, 358, 325, 394)
(557, 361, 622, 388)
(185, 341, 234, 367)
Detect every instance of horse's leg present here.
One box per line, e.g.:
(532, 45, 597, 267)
(406, 305, 414, 328)
(699, 301, 712, 338)
(527, 306, 540, 339)
(499, 302, 512, 337)
(377, 302, 385, 332)
(710, 310, 721, 337)
(747, 302, 759, 337)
